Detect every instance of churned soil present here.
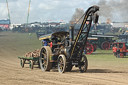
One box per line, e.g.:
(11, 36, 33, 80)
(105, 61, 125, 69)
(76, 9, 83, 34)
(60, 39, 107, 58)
(0, 32, 128, 85)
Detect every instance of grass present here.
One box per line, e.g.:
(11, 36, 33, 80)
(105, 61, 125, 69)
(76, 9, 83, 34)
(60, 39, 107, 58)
(0, 31, 128, 68)
(0, 32, 41, 57)
(87, 49, 128, 68)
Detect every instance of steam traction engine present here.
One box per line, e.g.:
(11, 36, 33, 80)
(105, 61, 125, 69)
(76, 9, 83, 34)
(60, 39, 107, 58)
(39, 6, 99, 73)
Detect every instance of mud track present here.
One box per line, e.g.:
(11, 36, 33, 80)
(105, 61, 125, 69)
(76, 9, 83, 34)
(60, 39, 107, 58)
(0, 32, 128, 85)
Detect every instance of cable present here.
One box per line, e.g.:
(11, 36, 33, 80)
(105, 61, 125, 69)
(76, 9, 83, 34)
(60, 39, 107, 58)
(73, 12, 86, 27)
(6, 0, 11, 23)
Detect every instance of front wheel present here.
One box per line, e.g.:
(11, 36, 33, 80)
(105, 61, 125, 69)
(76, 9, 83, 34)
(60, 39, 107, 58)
(20, 59, 25, 68)
(58, 54, 66, 73)
(29, 60, 34, 69)
(79, 55, 88, 73)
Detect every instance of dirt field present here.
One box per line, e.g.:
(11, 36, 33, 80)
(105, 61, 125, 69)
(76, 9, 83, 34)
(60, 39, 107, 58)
(0, 32, 128, 85)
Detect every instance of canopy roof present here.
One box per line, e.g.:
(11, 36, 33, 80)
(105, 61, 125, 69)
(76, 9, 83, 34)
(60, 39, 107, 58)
(39, 31, 69, 40)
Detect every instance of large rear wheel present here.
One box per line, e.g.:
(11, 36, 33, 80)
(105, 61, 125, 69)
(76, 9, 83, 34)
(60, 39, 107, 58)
(79, 55, 88, 73)
(101, 41, 110, 50)
(58, 54, 66, 73)
(93, 44, 97, 52)
(85, 42, 94, 55)
(39, 46, 52, 72)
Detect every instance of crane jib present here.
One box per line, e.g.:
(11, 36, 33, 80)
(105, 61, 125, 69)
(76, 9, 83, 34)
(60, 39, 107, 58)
(70, 6, 99, 58)
(71, 15, 88, 57)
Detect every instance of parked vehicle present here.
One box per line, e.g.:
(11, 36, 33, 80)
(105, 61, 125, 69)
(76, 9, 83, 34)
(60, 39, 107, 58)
(112, 42, 128, 57)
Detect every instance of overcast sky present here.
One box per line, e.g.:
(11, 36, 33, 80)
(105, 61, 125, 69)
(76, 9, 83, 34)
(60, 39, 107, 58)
(0, 0, 101, 24)
(1, 0, 127, 24)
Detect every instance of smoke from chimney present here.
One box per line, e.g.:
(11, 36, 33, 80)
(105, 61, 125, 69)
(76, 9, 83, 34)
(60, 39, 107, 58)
(70, 8, 84, 24)
(70, 0, 128, 23)
(97, 0, 128, 22)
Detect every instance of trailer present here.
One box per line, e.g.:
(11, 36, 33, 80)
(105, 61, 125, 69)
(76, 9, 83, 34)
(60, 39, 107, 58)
(18, 56, 40, 69)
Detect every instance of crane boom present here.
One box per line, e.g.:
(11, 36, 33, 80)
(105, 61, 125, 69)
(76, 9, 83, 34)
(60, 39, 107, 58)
(70, 6, 99, 58)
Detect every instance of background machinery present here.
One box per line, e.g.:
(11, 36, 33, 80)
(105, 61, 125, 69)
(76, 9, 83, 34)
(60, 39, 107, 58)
(39, 6, 99, 73)
(112, 34, 128, 57)
(112, 42, 128, 57)
(89, 34, 114, 50)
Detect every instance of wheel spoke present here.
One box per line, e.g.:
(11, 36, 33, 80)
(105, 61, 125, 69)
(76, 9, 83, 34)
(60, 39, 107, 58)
(79, 55, 88, 73)
(42, 53, 45, 55)
(39, 47, 52, 71)
(58, 55, 66, 73)
(40, 49, 47, 70)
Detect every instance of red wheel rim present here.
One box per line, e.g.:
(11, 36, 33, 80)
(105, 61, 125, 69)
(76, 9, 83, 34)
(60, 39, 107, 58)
(93, 44, 97, 51)
(101, 41, 110, 50)
(120, 53, 124, 57)
(85, 42, 94, 55)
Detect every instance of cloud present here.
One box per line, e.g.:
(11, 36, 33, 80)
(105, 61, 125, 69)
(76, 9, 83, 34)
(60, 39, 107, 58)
(0, 0, 18, 3)
(38, 3, 57, 10)
(0, 4, 8, 17)
(0, 0, 97, 24)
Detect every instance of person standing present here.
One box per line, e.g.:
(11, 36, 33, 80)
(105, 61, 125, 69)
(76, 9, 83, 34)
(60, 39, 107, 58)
(113, 45, 117, 57)
(116, 44, 120, 58)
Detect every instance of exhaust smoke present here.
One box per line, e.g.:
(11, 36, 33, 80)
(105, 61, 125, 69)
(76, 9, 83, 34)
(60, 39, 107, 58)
(97, 0, 128, 22)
